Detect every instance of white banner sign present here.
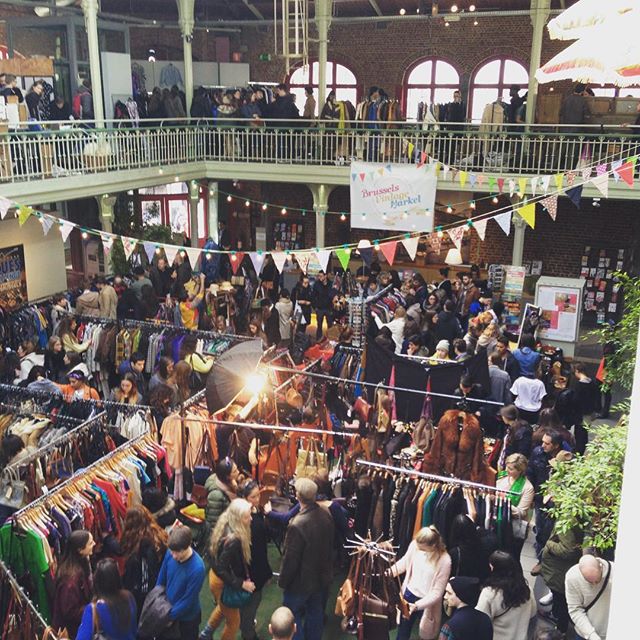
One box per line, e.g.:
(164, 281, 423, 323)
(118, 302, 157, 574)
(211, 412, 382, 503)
(350, 161, 436, 232)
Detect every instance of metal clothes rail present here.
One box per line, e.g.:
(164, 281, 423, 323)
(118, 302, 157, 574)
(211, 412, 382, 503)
(11, 432, 152, 519)
(356, 459, 519, 496)
(0, 400, 84, 423)
(265, 364, 505, 407)
(0, 558, 58, 640)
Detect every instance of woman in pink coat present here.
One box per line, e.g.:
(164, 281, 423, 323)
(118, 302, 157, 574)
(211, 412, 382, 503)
(389, 525, 452, 640)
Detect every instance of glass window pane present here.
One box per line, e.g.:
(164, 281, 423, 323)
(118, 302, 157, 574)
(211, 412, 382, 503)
(335, 63, 356, 84)
(503, 59, 529, 84)
(290, 66, 308, 86)
(169, 201, 188, 235)
(471, 88, 500, 122)
(335, 88, 357, 105)
(198, 200, 206, 240)
(408, 60, 433, 85)
(434, 61, 459, 85)
(325, 63, 334, 84)
(406, 88, 430, 121)
(166, 182, 188, 194)
(290, 87, 306, 107)
(11, 25, 69, 60)
(474, 60, 501, 84)
(141, 201, 162, 226)
(619, 87, 640, 97)
(591, 87, 617, 97)
(433, 87, 457, 105)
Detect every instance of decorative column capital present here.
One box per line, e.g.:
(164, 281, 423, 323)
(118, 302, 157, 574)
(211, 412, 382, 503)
(80, 0, 99, 15)
(176, 0, 195, 36)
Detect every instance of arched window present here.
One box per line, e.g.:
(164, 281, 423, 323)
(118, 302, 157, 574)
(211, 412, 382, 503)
(289, 61, 358, 112)
(404, 59, 461, 121)
(470, 58, 529, 122)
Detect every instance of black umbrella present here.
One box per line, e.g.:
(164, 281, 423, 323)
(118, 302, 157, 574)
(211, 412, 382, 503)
(205, 339, 265, 413)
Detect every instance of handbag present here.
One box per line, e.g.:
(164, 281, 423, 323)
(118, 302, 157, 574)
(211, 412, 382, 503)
(335, 554, 361, 617)
(512, 516, 529, 540)
(0, 469, 26, 509)
(221, 584, 252, 609)
(295, 440, 327, 479)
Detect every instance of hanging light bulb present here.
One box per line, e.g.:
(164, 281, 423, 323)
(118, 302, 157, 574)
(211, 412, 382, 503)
(81, 231, 88, 239)
(470, 200, 476, 210)
(445, 20, 450, 26)
(340, 213, 346, 221)
(155, 247, 162, 254)
(245, 200, 250, 207)
(473, 19, 478, 25)
(446, 205, 453, 214)
(450, 4, 458, 12)
(281, 207, 287, 215)
(227, 195, 232, 202)
(437, 229, 444, 238)
(469, 4, 476, 11)
(261, 203, 268, 211)
(179, 251, 186, 258)
(399, 7, 406, 15)
(492, 195, 499, 204)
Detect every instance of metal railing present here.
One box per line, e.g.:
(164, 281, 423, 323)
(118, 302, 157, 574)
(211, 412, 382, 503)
(1, 118, 639, 185)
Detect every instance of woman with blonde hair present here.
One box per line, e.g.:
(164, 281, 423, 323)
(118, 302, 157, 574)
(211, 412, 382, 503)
(200, 499, 255, 640)
(497, 453, 535, 561)
(388, 525, 451, 640)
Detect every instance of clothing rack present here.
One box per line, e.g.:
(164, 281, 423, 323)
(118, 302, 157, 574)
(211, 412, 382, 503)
(265, 364, 504, 407)
(0, 558, 58, 640)
(11, 431, 153, 519)
(2, 411, 108, 477)
(356, 459, 520, 496)
(365, 283, 394, 305)
(182, 388, 207, 409)
(273, 357, 321, 394)
(0, 400, 84, 423)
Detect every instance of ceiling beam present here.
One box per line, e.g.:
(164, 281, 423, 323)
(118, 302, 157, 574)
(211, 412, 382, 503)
(242, 0, 264, 20)
(368, 0, 383, 17)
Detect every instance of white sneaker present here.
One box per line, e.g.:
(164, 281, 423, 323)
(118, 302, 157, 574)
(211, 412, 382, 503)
(539, 591, 553, 606)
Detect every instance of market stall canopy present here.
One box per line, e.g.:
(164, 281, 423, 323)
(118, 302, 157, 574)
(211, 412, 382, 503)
(205, 339, 264, 413)
(537, 12, 640, 86)
(547, 0, 637, 41)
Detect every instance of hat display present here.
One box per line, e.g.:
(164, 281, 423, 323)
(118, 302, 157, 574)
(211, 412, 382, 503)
(449, 576, 481, 607)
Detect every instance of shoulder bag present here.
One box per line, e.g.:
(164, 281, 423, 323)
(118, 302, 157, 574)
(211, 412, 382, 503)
(584, 560, 611, 613)
(220, 539, 252, 609)
(335, 553, 361, 618)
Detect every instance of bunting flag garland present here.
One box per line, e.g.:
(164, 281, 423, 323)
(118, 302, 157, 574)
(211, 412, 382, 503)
(442, 165, 450, 181)
(142, 241, 157, 263)
(315, 249, 332, 273)
(566, 171, 576, 186)
(540, 195, 558, 221)
(541, 175, 551, 193)
(591, 173, 609, 198)
(184, 247, 202, 270)
(380, 240, 398, 266)
(100, 232, 114, 261)
(459, 170, 468, 187)
(596, 163, 608, 176)
(428, 235, 442, 254)
(122, 237, 138, 260)
(497, 177, 505, 194)
(59, 219, 75, 242)
(271, 251, 288, 273)
(477, 174, 486, 187)
(335, 247, 351, 271)
(469, 173, 477, 188)
(357, 245, 374, 267)
(616, 161, 634, 187)
(488, 176, 497, 191)
(530, 177, 538, 197)
(0, 197, 11, 220)
(402, 236, 419, 261)
(518, 177, 527, 195)
(494, 210, 512, 236)
(611, 159, 623, 182)
(581, 164, 592, 181)
(293, 252, 310, 274)
(249, 252, 265, 275)
(39, 214, 54, 236)
(554, 173, 564, 190)
(474, 218, 488, 241)
(517, 202, 536, 229)
(566, 185, 583, 208)
(17, 205, 33, 227)
(163, 244, 180, 266)
(508, 179, 516, 197)
(230, 251, 246, 275)
(447, 225, 465, 251)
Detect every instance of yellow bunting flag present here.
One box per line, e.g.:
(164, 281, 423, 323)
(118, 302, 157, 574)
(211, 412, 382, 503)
(517, 202, 536, 229)
(18, 205, 33, 226)
(459, 170, 468, 187)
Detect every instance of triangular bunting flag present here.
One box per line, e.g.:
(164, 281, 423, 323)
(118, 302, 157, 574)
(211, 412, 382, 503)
(541, 196, 558, 221)
(380, 240, 398, 266)
(101, 234, 114, 262)
(617, 161, 634, 187)
(271, 251, 288, 274)
(477, 174, 486, 187)
(249, 252, 265, 275)
(418, 151, 427, 168)
(59, 219, 75, 242)
(611, 160, 623, 182)
(184, 247, 202, 270)
(509, 179, 516, 197)
(335, 248, 351, 271)
(39, 214, 54, 236)
(530, 177, 538, 197)
(518, 177, 527, 195)
(469, 173, 477, 187)
(18, 205, 33, 227)
(596, 163, 608, 176)
(494, 211, 512, 236)
(581, 165, 592, 181)
(459, 171, 468, 188)
(0, 197, 11, 220)
(358, 246, 374, 267)
(517, 202, 536, 229)
(487, 176, 497, 191)
(566, 185, 583, 208)
(163, 244, 179, 265)
(293, 252, 310, 274)
(566, 171, 576, 186)
(315, 249, 332, 273)
(230, 251, 246, 275)
(497, 177, 505, 193)
(385, 164, 392, 173)
(447, 226, 465, 251)
(554, 173, 564, 190)
(591, 173, 609, 198)
(351, 173, 357, 182)
(474, 219, 488, 241)
(541, 175, 551, 193)
(122, 237, 138, 261)
(442, 165, 450, 181)
(142, 241, 157, 264)
(378, 167, 385, 176)
(402, 236, 419, 261)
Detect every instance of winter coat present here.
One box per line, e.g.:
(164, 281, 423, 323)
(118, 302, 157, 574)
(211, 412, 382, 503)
(123, 539, 165, 613)
(525, 445, 552, 504)
(435, 310, 462, 345)
(540, 525, 583, 593)
(248, 511, 273, 590)
(75, 290, 100, 317)
(51, 569, 92, 638)
(311, 280, 333, 310)
(99, 285, 118, 320)
(204, 474, 233, 531)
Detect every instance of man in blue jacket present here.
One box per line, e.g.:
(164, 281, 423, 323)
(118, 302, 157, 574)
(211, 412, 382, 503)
(156, 527, 206, 640)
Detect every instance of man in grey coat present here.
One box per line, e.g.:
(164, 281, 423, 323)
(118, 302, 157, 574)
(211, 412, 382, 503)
(488, 351, 513, 404)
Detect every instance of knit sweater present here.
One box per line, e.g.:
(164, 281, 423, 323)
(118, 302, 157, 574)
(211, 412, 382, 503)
(565, 560, 613, 640)
(156, 549, 205, 621)
(476, 586, 536, 640)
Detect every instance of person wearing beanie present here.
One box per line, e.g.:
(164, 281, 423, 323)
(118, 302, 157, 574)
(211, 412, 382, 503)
(434, 339, 451, 361)
(439, 577, 492, 640)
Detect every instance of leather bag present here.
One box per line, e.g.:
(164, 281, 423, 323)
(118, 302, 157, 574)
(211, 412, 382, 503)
(335, 554, 361, 617)
(295, 439, 327, 479)
(0, 469, 26, 509)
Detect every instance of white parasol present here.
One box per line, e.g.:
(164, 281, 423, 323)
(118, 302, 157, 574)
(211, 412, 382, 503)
(547, 0, 637, 41)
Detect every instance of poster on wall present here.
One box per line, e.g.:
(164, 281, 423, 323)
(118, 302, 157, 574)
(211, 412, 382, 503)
(350, 161, 436, 232)
(537, 285, 581, 342)
(0, 245, 28, 310)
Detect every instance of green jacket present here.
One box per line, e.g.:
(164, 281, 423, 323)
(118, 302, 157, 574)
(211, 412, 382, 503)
(540, 525, 583, 593)
(204, 474, 232, 531)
